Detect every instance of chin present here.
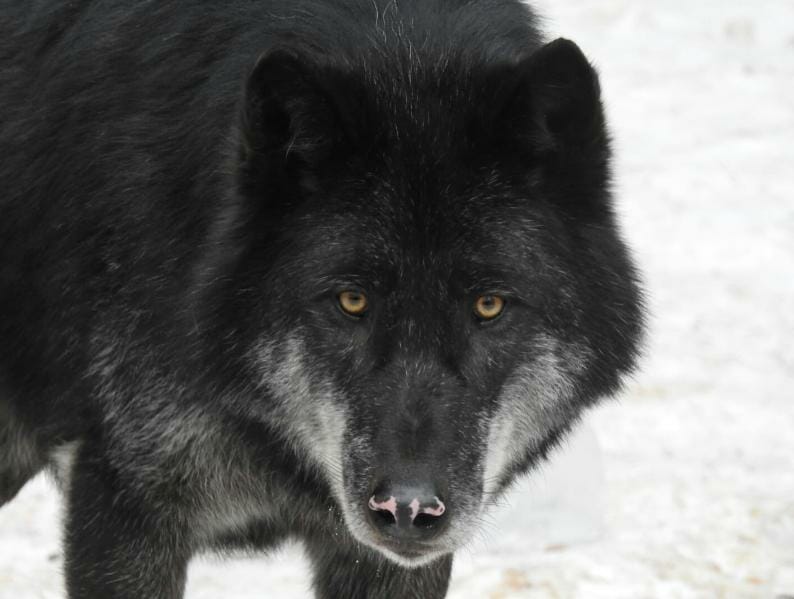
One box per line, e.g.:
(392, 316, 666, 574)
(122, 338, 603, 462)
(363, 537, 451, 569)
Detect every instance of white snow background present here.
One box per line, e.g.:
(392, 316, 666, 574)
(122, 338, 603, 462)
(1, 0, 793, 597)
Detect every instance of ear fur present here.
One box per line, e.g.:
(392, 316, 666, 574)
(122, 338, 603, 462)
(492, 38, 605, 156)
(240, 48, 350, 168)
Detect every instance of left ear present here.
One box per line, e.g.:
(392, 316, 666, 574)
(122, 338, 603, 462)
(492, 38, 605, 155)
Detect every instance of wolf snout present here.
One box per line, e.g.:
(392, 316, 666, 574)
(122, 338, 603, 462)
(366, 480, 447, 542)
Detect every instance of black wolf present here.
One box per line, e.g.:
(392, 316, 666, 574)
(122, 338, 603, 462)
(0, 0, 644, 597)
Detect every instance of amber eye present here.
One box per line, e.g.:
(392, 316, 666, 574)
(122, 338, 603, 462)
(338, 290, 368, 316)
(473, 294, 505, 321)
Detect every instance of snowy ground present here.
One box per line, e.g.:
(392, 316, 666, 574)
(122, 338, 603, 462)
(2, 1, 793, 597)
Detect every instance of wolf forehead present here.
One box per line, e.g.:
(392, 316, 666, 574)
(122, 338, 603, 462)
(271, 193, 556, 297)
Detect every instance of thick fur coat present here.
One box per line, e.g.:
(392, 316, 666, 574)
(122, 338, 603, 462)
(0, 1, 644, 597)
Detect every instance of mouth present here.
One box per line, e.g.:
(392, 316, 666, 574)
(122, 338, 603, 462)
(373, 539, 449, 567)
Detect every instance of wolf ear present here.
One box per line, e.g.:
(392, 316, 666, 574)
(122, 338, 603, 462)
(493, 38, 604, 155)
(240, 48, 354, 169)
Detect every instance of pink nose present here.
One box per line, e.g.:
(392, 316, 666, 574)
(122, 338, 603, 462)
(367, 495, 446, 523)
(367, 495, 399, 518)
(366, 483, 448, 542)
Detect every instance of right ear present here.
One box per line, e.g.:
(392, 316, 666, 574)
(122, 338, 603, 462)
(239, 48, 352, 170)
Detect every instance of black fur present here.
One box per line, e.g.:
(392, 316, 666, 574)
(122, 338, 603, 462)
(0, 1, 644, 597)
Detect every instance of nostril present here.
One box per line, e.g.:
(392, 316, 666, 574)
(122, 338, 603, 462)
(372, 507, 396, 527)
(413, 512, 440, 528)
(368, 495, 398, 528)
(408, 495, 446, 528)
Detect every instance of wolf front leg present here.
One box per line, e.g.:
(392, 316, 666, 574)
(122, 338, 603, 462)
(64, 450, 191, 599)
(307, 541, 453, 599)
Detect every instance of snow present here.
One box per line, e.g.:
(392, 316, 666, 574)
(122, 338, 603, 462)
(2, 0, 793, 597)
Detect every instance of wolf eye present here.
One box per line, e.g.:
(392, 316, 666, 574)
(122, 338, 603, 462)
(474, 295, 505, 321)
(338, 290, 368, 317)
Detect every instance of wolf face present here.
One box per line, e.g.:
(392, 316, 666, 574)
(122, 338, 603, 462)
(227, 39, 644, 566)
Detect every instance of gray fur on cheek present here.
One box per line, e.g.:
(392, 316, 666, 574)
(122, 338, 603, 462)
(49, 440, 81, 497)
(482, 335, 590, 499)
(251, 334, 348, 502)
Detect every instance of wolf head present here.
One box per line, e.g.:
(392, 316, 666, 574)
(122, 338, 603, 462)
(214, 36, 643, 566)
